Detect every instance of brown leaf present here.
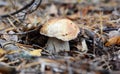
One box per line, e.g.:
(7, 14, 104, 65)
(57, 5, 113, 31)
(105, 36, 120, 46)
(0, 49, 6, 57)
(67, 12, 80, 20)
(81, 6, 89, 16)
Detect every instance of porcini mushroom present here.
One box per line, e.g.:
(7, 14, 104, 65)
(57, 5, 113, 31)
(40, 18, 79, 53)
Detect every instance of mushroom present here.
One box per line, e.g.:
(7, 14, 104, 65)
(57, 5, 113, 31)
(40, 18, 80, 53)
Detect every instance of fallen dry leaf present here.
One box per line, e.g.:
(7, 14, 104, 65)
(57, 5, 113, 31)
(29, 49, 42, 56)
(0, 48, 6, 57)
(67, 12, 80, 20)
(105, 36, 120, 46)
(81, 6, 89, 17)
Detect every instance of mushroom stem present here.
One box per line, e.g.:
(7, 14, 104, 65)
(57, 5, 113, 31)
(46, 37, 70, 53)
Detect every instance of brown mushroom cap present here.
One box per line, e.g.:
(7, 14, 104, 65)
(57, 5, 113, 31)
(40, 18, 80, 41)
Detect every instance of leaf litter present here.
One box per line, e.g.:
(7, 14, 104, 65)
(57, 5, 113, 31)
(0, 0, 120, 74)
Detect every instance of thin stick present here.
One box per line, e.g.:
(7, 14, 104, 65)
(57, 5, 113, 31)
(7, 17, 21, 32)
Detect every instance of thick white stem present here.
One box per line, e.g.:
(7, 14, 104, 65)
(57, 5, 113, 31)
(46, 37, 70, 53)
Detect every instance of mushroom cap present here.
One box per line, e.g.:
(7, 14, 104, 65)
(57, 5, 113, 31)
(40, 18, 80, 41)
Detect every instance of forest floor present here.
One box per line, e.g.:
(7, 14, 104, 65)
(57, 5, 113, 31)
(0, 0, 120, 74)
